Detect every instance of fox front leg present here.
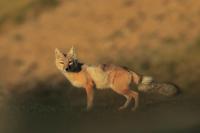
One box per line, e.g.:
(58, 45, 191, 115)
(85, 85, 94, 111)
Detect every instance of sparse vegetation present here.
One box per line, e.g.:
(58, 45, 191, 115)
(13, 33, 24, 42)
(162, 36, 178, 45)
(0, 0, 60, 29)
(194, 34, 200, 47)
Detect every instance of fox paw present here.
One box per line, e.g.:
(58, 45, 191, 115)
(85, 106, 93, 111)
(131, 106, 137, 111)
(118, 106, 127, 111)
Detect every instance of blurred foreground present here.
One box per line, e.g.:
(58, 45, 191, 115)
(0, 77, 200, 133)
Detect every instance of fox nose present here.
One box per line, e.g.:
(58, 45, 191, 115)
(65, 65, 71, 71)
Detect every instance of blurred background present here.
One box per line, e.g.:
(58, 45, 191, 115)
(0, 0, 200, 133)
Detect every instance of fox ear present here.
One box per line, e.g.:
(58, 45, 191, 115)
(55, 48, 65, 59)
(68, 46, 77, 59)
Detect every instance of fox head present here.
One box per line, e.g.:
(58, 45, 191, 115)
(55, 46, 78, 72)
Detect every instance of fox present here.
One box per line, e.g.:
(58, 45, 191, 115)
(55, 46, 178, 111)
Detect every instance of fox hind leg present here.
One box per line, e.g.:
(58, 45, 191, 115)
(112, 88, 139, 111)
(129, 90, 139, 111)
(118, 95, 132, 110)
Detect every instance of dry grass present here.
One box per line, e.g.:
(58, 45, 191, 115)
(0, 0, 60, 29)
(0, 0, 199, 94)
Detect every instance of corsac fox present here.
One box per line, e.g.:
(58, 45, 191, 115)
(55, 47, 177, 111)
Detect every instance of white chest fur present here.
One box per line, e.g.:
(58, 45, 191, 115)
(63, 72, 84, 88)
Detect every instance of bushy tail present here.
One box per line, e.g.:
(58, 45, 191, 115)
(138, 76, 181, 96)
(130, 71, 153, 85)
(137, 75, 154, 92)
(140, 76, 154, 84)
(132, 72, 181, 96)
(157, 82, 181, 96)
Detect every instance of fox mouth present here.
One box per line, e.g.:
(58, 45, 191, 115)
(65, 63, 77, 72)
(65, 65, 72, 71)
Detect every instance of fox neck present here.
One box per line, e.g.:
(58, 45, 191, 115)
(61, 62, 84, 80)
(61, 63, 86, 88)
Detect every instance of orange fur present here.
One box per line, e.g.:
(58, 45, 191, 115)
(55, 47, 141, 111)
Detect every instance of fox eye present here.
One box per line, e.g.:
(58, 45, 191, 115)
(69, 60, 73, 65)
(59, 61, 64, 64)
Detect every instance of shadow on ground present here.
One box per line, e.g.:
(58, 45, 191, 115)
(0, 76, 200, 133)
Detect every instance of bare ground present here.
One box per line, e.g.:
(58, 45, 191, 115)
(0, 77, 200, 133)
